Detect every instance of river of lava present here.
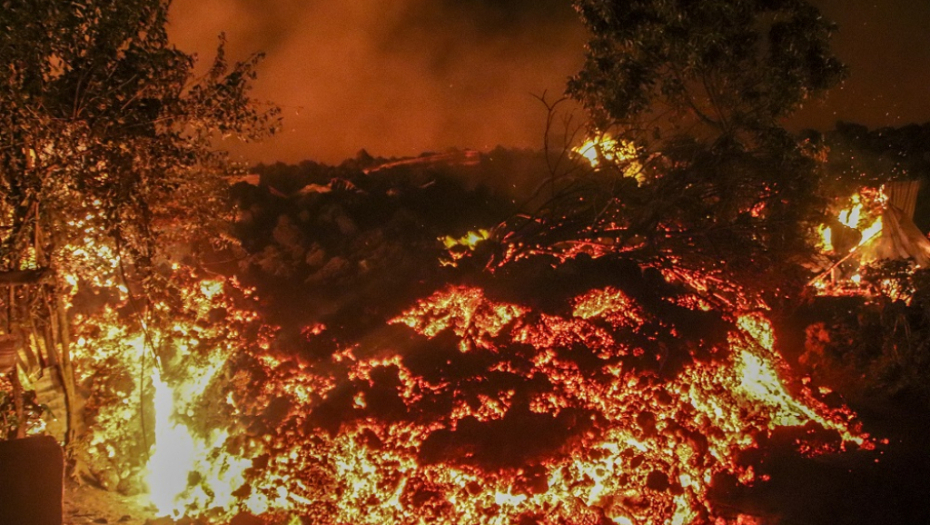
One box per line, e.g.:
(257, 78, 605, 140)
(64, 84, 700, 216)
(129, 268, 869, 525)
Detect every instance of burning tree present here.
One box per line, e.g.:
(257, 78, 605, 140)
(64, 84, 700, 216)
(525, 0, 849, 299)
(0, 0, 277, 474)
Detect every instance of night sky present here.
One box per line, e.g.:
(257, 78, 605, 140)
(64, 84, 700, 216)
(168, 0, 930, 164)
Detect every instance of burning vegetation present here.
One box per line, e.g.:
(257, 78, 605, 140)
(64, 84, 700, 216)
(37, 219, 874, 525)
(4, 1, 930, 525)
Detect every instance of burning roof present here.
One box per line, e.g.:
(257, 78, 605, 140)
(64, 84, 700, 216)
(812, 181, 930, 295)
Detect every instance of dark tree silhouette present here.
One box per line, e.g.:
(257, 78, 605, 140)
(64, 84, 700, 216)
(511, 0, 849, 301)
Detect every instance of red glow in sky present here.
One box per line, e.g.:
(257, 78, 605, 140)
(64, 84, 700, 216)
(168, 0, 930, 164)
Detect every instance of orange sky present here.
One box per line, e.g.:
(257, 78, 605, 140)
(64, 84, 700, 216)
(167, 0, 930, 165)
(789, 0, 930, 132)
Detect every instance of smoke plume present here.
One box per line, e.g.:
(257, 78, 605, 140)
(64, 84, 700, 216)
(168, 0, 930, 165)
(168, 0, 587, 164)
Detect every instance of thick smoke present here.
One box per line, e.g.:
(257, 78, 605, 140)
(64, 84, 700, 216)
(168, 0, 930, 165)
(168, 0, 587, 164)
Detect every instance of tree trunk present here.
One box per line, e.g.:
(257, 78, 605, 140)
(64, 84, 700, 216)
(2, 288, 25, 439)
(27, 316, 49, 369)
(9, 368, 25, 439)
(53, 293, 80, 450)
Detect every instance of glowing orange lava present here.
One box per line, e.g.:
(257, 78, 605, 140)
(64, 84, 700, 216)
(119, 277, 865, 525)
(58, 241, 868, 525)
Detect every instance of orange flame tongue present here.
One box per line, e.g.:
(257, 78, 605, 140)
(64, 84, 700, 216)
(143, 328, 255, 518)
(147, 366, 196, 516)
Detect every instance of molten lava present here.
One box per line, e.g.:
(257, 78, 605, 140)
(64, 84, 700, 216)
(100, 270, 866, 524)
(54, 226, 869, 524)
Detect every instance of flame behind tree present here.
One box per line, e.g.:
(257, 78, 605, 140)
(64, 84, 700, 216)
(528, 0, 850, 301)
(0, 0, 278, 460)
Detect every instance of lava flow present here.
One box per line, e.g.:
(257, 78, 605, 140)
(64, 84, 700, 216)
(41, 182, 871, 525)
(60, 252, 868, 525)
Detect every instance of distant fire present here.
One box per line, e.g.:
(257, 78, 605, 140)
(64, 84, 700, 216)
(817, 193, 884, 255)
(575, 135, 621, 167)
(441, 229, 491, 266)
(813, 188, 889, 293)
(573, 135, 644, 181)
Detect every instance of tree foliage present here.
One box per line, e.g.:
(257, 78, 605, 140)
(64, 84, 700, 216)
(0, 0, 278, 448)
(568, 0, 846, 146)
(0, 0, 278, 274)
(517, 0, 848, 299)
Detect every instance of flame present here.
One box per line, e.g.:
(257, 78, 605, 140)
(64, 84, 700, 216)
(813, 189, 887, 293)
(838, 195, 863, 229)
(818, 192, 885, 255)
(574, 135, 644, 181)
(147, 366, 196, 515)
(859, 216, 883, 246)
(66, 270, 268, 518)
(817, 224, 834, 253)
(442, 229, 490, 251)
(575, 135, 620, 167)
(145, 348, 250, 518)
(440, 229, 492, 267)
